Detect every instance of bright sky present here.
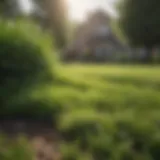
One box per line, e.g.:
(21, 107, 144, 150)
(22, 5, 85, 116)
(20, 0, 32, 12)
(21, 0, 118, 21)
(67, 0, 118, 21)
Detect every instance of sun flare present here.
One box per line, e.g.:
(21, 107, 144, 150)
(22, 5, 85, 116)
(66, 0, 118, 21)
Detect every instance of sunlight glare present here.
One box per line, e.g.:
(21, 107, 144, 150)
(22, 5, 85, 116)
(66, 0, 118, 21)
(20, 0, 32, 13)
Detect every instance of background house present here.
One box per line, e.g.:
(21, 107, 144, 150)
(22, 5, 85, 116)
(64, 9, 130, 62)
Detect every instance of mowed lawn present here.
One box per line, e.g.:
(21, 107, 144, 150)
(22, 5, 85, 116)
(58, 64, 160, 103)
(55, 64, 160, 159)
(56, 64, 160, 116)
(32, 64, 160, 121)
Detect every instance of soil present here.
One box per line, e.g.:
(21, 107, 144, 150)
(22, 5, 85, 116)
(0, 120, 61, 160)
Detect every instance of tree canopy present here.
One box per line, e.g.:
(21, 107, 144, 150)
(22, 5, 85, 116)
(0, 0, 21, 18)
(118, 0, 160, 49)
(0, 0, 68, 49)
(31, 0, 68, 49)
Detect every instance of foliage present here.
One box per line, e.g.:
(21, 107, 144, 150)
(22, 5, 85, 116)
(118, 0, 160, 62)
(61, 143, 84, 160)
(118, 0, 160, 47)
(1, 40, 160, 159)
(0, 0, 21, 18)
(0, 136, 34, 160)
(111, 19, 127, 45)
(31, 0, 68, 49)
(0, 20, 57, 120)
(57, 64, 160, 160)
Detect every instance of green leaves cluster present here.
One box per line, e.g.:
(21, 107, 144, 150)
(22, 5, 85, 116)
(0, 20, 57, 120)
(118, 0, 160, 48)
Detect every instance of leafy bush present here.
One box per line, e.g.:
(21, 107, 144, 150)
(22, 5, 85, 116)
(3, 86, 64, 123)
(0, 20, 57, 119)
(61, 143, 92, 160)
(61, 143, 82, 160)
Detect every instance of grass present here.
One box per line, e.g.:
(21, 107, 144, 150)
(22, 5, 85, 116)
(55, 64, 160, 160)
(2, 64, 160, 160)
(56, 64, 160, 113)
(0, 136, 34, 160)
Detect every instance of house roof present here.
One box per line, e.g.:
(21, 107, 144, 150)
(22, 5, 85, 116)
(67, 9, 128, 52)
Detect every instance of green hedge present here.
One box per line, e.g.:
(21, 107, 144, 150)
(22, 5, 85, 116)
(0, 20, 57, 120)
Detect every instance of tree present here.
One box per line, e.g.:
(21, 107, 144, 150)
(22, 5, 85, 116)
(118, 0, 160, 62)
(111, 19, 127, 45)
(0, 0, 69, 49)
(0, 0, 21, 18)
(31, 0, 68, 49)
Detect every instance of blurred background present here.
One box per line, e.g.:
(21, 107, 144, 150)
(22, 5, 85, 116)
(0, 0, 160, 160)
(1, 0, 159, 63)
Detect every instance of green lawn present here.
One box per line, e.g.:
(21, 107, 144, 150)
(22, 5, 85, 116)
(56, 64, 160, 113)
(55, 64, 160, 160)
(6, 64, 160, 160)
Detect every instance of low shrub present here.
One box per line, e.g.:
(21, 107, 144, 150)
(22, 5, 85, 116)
(61, 143, 92, 160)
(0, 20, 57, 119)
